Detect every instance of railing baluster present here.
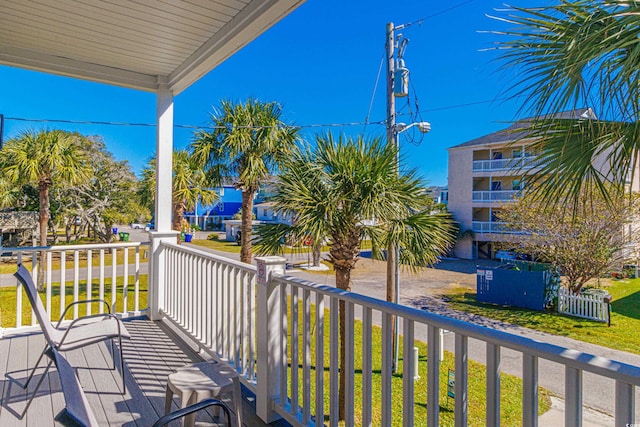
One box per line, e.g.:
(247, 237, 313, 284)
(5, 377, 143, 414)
(280, 282, 288, 408)
(99, 249, 105, 314)
(46, 251, 52, 319)
(86, 249, 92, 315)
(315, 293, 325, 426)
(16, 252, 23, 328)
(204, 258, 211, 349)
(215, 261, 222, 351)
(302, 288, 311, 424)
(486, 342, 501, 426)
(329, 297, 339, 427)
(225, 264, 231, 359)
(242, 269, 248, 374)
(615, 380, 635, 426)
(110, 247, 117, 313)
(522, 354, 538, 427)
(565, 366, 582, 427)
(403, 318, 415, 427)
(455, 334, 469, 427)
(60, 251, 66, 319)
(73, 250, 80, 319)
(381, 311, 393, 426)
(134, 246, 140, 312)
(291, 285, 299, 416)
(345, 301, 355, 426)
(427, 325, 440, 427)
(235, 267, 241, 367)
(362, 307, 372, 427)
(123, 247, 129, 314)
(250, 272, 257, 381)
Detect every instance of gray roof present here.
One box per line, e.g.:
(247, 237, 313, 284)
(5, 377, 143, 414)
(449, 108, 596, 150)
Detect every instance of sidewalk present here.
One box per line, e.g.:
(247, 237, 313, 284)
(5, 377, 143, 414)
(540, 397, 614, 426)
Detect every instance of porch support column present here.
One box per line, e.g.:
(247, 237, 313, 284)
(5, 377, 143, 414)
(256, 256, 286, 423)
(149, 80, 178, 321)
(155, 79, 173, 233)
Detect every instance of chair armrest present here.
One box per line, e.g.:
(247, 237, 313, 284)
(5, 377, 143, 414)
(152, 398, 231, 427)
(57, 312, 123, 348)
(56, 299, 112, 326)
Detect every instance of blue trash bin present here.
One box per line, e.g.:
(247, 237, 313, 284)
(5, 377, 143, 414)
(112, 227, 118, 235)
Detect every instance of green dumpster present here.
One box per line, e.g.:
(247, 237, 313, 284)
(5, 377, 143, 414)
(119, 232, 130, 242)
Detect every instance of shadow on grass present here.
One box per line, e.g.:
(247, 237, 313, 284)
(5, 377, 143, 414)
(611, 289, 640, 320)
(445, 291, 610, 335)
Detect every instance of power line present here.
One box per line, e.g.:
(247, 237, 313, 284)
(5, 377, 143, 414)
(397, 0, 477, 30)
(3, 116, 387, 130)
(422, 95, 526, 113)
(4, 94, 524, 132)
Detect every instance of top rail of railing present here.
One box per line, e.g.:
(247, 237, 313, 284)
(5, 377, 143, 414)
(0, 241, 148, 254)
(159, 241, 256, 274)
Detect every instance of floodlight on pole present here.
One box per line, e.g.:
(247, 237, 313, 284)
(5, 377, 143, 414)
(395, 121, 431, 134)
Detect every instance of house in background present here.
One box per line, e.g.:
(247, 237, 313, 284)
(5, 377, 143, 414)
(445, 108, 634, 259)
(0, 211, 38, 247)
(184, 185, 243, 231)
(255, 201, 293, 224)
(185, 180, 279, 231)
(426, 185, 448, 205)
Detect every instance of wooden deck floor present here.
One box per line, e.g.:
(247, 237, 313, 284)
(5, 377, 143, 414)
(0, 318, 285, 426)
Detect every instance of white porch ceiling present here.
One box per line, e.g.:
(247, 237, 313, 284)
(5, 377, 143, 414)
(0, 0, 305, 94)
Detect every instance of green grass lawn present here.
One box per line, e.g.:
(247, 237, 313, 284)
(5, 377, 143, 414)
(0, 275, 148, 328)
(443, 278, 640, 355)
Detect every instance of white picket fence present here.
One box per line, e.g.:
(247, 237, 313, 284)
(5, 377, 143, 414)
(558, 287, 610, 323)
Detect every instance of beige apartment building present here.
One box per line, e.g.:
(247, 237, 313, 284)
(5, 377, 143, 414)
(447, 108, 609, 259)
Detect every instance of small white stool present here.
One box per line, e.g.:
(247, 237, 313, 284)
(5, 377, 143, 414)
(165, 361, 243, 427)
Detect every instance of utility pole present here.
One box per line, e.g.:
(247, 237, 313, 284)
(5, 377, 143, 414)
(385, 22, 400, 372)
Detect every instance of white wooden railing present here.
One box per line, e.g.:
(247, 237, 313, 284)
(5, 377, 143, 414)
(472, 156, 545, 172)
(158, 243, 258, 385)
(558, 287, 611, 324)
(471, 221, 523, 234)
(0, 242, 148, 329)
(472, 189, 521, 202)
(154, 244, 640, 427)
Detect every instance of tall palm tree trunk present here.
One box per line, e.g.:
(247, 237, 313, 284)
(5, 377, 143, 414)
(312, 241, 321, 267)
(240, 190, 254, 263)
(335, 265, 351, 421)
(37, 179, 50, 290)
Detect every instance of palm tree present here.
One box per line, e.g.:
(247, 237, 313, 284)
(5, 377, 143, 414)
(139, 150, 218, 238)
(191, 98, 298, 263)
(0, 129, 90, 248)
(493, 1, 640, 204)
(0, 176, 20, 208)
(255, 134, 456, 420)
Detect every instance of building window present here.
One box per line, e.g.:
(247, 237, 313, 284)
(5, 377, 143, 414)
(218, 203, 224, 212)
(491, 181, 502, 191)
(512, 179, 521, 191)
(512, 149, 522, 158)
(492, 151, 503, 160)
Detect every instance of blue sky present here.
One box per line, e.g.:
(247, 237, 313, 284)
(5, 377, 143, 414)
(0, 0, 532, 186)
